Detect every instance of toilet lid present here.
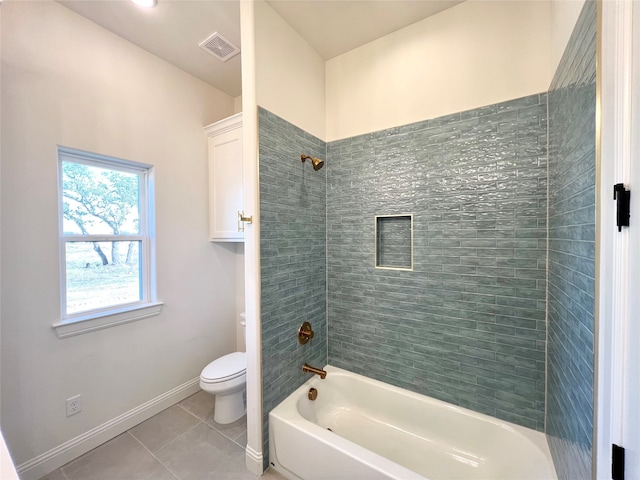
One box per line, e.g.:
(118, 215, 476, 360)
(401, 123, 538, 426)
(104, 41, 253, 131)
(201, 352, 246, 382)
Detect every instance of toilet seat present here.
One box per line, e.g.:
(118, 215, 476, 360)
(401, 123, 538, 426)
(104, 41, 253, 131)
(201, 352, 246, 384)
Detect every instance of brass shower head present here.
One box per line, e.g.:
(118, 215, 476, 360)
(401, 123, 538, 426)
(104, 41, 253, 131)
(301, 154, 324, 171)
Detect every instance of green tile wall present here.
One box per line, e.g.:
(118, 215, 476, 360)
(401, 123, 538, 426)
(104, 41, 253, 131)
(326, 93, 548, 431)
(546, 1, 597, 478)
(259, 108, 327, 469)
(259, 11, 597, 468)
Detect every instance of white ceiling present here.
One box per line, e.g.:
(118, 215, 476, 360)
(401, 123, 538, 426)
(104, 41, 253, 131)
(58, 0, 243, 96)
(58, 0, 463, 98)
(267, 0, 463, 60)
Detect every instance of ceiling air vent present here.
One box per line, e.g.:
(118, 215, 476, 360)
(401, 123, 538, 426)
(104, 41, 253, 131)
(199, 32, 240, 62)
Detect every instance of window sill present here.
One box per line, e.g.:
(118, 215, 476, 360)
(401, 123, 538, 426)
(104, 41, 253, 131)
(53, 302, 164, 338)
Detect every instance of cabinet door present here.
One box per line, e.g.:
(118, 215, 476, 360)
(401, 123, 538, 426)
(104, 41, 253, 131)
(208, 126, 243, 241)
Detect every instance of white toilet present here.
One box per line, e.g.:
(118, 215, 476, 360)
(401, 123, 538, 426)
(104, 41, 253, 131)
(199, 314, 247, 424)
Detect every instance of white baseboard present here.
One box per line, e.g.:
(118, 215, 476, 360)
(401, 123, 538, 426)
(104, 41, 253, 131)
(17, 377, 201, 480)
(245, 444, 264, 475)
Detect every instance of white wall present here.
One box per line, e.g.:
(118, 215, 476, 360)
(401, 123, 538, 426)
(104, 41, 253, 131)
(326, 0, 552, 141)
(255, 0, 326, 141)
(234, 95, 243, 114)
(235, 244, 246, 351)
(0, 3, 3, 423)
(0, 0, 237, 470)
(550, 0, 586, 77)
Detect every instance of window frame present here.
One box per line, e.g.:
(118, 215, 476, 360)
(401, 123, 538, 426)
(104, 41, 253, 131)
(54, 146, 161, 337)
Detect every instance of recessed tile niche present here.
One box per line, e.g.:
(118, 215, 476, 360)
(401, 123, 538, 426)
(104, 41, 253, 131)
(375, 214, 413, 271)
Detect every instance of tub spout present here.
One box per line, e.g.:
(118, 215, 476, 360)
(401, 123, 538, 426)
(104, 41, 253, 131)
(302, 363, 327, 379)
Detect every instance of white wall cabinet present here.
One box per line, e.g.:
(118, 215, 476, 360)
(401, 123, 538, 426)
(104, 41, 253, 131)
(205, 113, 244, 242)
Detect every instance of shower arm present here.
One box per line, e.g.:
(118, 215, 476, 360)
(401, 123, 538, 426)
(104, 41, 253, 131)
(300, 154, 324, 171)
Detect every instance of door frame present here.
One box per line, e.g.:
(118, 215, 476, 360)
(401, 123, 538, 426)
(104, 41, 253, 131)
(595, 0, 638, 478)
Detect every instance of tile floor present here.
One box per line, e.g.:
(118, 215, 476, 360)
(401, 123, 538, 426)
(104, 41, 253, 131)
(40, 391, 285, 480)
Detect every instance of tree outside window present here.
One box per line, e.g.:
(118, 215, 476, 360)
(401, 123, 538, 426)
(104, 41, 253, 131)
(58, 148, 154, 318)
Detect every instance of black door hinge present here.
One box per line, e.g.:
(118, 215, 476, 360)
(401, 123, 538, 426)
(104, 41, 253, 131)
(614, 183, 631, 232)
(613, 443, 625, 480)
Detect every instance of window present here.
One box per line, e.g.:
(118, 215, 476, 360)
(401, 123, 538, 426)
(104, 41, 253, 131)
(54, 147, 161, 337)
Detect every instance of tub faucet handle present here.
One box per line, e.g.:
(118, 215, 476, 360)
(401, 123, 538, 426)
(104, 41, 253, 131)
(298, 321, 315, 345)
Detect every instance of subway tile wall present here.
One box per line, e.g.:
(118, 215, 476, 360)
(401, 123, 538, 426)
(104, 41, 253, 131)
(259, 8, 596, 467)
(326, 93, 549, 431)
(546, 1, 596, 478)
(259, 108, 327, 468)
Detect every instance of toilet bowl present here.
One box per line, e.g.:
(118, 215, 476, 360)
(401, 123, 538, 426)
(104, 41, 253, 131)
(199, 314, 247, 424)
(200, 351, 246, 424)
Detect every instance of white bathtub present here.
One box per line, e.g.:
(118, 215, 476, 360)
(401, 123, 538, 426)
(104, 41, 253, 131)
(269, 365, 557, 480)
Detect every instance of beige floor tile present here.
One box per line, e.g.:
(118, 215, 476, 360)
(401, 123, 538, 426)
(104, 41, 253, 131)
(179, 390, 247, 444)
(62, 433, 175, 480)
(178, 390, 214, 422)
(155, 423, 254, 480)
(206, 414, 247, 445)
(129, 404, 201, 452)
(233, 429, 247, 448)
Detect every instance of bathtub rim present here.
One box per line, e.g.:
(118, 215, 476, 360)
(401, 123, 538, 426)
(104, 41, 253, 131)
(269, 371, 424, 479)
(269, 364, 557, 480)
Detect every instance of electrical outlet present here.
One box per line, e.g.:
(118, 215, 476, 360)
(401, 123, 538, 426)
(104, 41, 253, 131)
(66, 395, 82, 417)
